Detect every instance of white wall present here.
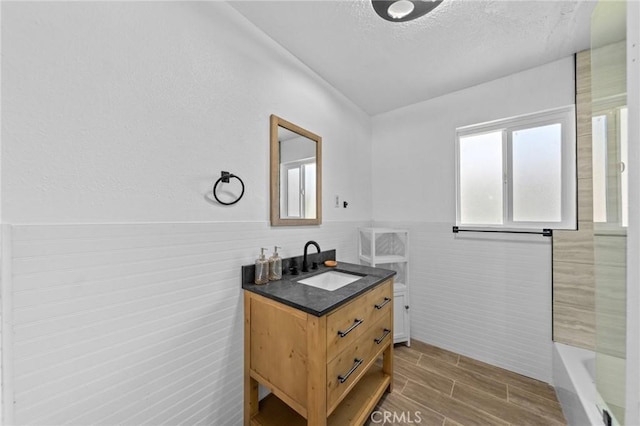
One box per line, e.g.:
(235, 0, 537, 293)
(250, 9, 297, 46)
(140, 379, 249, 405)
(6, 221, 366, 426)
(1, 1, 371, 224)
(372, 57, 575, 223)
(1, 2, 372, 424)
(372, 57, 575, 383)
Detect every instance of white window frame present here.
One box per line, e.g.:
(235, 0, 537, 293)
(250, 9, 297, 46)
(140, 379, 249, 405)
(592, 95, 628, 231)
(455, 106, 577, 231)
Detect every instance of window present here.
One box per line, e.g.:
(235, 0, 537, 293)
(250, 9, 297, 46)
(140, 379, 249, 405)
(592, 106, 628, 228)
(456, 106, 576, 230)
(280, 159, 317, 219)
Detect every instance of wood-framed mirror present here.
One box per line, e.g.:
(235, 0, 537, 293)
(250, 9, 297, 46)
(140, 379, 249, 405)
(270, 114, 322, 226)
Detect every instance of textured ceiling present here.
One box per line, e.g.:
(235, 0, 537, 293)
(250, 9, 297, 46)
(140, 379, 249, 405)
(229, 0, 597, 116)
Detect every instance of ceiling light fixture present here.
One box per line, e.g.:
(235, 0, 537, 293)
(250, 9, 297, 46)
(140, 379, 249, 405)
(372, 0, 443, 22)
(387, 0, 414, 19)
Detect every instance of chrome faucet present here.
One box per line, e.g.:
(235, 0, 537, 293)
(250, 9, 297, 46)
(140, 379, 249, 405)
(302, 240, 321, 272)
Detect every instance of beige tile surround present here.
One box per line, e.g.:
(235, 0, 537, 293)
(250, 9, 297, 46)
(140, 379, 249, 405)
(553, 42, 627, 351)
(552, 50, 596, 349)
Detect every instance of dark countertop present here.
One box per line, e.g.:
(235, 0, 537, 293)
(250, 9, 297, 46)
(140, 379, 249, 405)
(242, 256, 396, 317)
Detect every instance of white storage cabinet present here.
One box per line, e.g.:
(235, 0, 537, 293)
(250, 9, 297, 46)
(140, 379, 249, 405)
(358, 228, 410, 345)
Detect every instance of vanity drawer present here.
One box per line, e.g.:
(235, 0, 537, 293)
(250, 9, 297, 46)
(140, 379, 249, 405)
(326, 313, 392, 413)
(365, 280, 394, 327)
(326, 280, 393, 361)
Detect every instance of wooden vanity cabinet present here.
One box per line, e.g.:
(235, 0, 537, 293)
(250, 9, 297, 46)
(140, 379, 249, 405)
(244, 279, 394, 426)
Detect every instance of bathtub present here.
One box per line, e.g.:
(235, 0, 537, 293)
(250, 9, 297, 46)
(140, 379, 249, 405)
(553, 343, 603, 426)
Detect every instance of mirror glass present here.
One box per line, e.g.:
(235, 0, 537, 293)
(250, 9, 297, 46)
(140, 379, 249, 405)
(270, 115, 322, 226)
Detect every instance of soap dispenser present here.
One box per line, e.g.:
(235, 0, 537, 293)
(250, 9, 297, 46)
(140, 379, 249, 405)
(268, 246, 282, 281)
(254, 248, 269, 285)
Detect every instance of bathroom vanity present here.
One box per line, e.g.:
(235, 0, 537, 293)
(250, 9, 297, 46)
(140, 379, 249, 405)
(242, 257, 395, 426)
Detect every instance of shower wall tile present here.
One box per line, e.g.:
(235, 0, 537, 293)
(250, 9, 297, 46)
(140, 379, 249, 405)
(552, 50, 596, 350)
(577, 132, 592, 174)
(591, 41, 627, 102)
(552, 223, 594, 265)
(594, 237, 627, 359)
(553, 303, 596, 349)
(576, 50, 591, 96)
(578, 178, 593, 223)
(596, 310, 626, 359)
(552, 261, 595, 309)
(595, 234, 627, 268)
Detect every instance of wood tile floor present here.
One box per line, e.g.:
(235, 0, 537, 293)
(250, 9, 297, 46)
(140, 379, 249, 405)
(368, 340, 567, 426)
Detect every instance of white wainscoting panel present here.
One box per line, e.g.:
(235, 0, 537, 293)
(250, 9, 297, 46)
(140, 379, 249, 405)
(376, 221, 553, 383)
(7, 221, 366, 425)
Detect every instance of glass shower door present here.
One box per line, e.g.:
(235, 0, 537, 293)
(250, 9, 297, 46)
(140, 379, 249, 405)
(591, 1, 627, 424)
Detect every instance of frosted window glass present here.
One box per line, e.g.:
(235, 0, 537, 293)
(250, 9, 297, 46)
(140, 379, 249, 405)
(287, 168, 300, 217)
(592, 115, 608, 223)
(459, 131, 503, 225)
(512, 124, 562, 222)
(304, 163, 316, 219)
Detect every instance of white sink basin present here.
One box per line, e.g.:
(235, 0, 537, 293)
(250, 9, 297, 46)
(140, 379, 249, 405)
(298, 270, 363, 291)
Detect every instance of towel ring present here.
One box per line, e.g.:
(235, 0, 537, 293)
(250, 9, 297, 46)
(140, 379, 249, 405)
(213, 171, 245, 206)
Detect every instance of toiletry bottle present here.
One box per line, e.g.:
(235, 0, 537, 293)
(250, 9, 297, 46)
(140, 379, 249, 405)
(254, 248, 269, 285)
(268, 246, 282, 281)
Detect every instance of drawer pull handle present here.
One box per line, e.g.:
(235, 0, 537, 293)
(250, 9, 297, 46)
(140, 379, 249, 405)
(338, 358, 363, 384)
(338, 319, 363, 338)
(374, 328, 391, 344)
(374, 297, 391, 310)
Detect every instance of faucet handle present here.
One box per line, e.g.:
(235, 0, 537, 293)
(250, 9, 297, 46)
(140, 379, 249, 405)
(312, 262, 318, 270)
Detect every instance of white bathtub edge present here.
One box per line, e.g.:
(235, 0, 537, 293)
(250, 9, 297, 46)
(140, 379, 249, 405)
(553, 342, 602, 426)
